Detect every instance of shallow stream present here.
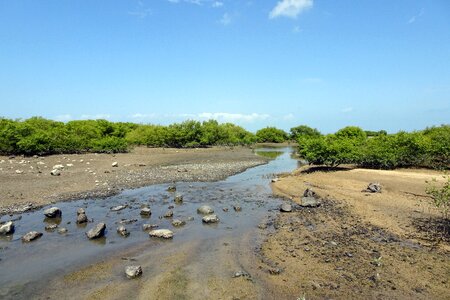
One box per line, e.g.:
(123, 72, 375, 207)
(0, 147, 299, 298)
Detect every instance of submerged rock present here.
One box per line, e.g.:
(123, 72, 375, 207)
(125, 265, 142, 279)
(119, 219, 138, 224)
(117, 225, 130, 237)
(77, 213, 88, 224)
(0, 221, 15, 235)
(111, 205, 127, 212)
(86, 223, 106, 239)
(22, 231, 43, 242)
(300, 197, 321, 208)
(44, 207, 62, 218)
(174, 194, 183, 204)
(140, 207, 152, 216)
(280, 203, 292, 212)
(45, 224, 58, 231)
(142, 224, 159, 231)
(197, 205, 214, 215)
(163, 210, 174, 218)
(57, 227, 68, 234)
(202, 214, 219, 224)
(171, 219, 186, 227)
(149, 229, 174, 239)
(233, 205, 242, 212)
(167, 185, 176, 192)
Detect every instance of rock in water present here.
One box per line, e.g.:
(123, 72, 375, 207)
(197, 205, 214, 215)
(149, 229, 174, 239)
(163, 210, 174, 218)
(57, 228, 68, 234)
(86, 223, 106, 239)
(171, 219, 186, 227)
(364, 183, 382, 193)
(167, 185, 176, 192)
(0, 221, 15, 235)
(45, 224, 58, 230)
(125, 265, 142, 279)
(111, 205, 127, 211)
(280, 203, 292, 212)
(202, 214, 219, 224)
(22, 231, 43, 242)
(77, 213, 88, 224)
(174, 194, 183, 204)
(303, 188, 317, 198)
(300, 197, 321, 208)
(140, 207, 152, 216)
(44, 207, 62, 218)
(233, 205, 242, 212)
(142, 224, 158, 231)
(77, 208, 86, 215)
(117, 225, 130, 237)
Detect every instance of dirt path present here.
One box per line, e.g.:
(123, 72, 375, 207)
(263, 166, 450, 299)
(0, 146, 266, 215)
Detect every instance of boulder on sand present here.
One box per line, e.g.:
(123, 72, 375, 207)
(280, 203, 292, 212)
(125, 265, 142, 279)
(363, 182, 382, 193)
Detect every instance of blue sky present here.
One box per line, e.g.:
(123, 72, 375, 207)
(0, 0, 449, 133)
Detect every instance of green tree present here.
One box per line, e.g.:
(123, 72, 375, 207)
(290, 125, 321, 140)
(256, 127, 288, 143)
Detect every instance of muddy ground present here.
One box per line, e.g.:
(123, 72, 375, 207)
(265, 166, 450, 299)
(0, 146, 267, 215)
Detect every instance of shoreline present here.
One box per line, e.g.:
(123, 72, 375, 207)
(0, 146, 268, 216)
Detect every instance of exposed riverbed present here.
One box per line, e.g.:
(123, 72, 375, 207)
(0, 147, 300, 299)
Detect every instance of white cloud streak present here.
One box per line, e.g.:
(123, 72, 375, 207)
(269, 0, 313, 19)
(219, 13, 232, 25)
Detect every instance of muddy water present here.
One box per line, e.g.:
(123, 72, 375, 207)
(0, 147, 299, 299)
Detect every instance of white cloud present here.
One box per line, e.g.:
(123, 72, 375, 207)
(282, 113, 295, 120)
(54, 114, 73, 122)
(407, 8, 424, 24)
(219, 13, 232, 25)
(292, 25, 302, 33)
(80, 114, 111, 120)
(212, 1, 223, 7)
(128, 1, 152, 19)
(269, 0, 313, 19)
(341, 107, 353, 113)
(131, 113, 158, 119)
(196, 112, 271, 122)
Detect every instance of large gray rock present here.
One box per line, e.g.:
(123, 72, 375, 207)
(280, 203, 292, 212)
(172, 219, 186, 227)
(0, 221, 15, 235)
(125, 265, 142, 279)
(77, 208, 86, 215)
(303, 188, 317, 198)
(149, 229, 173, 239)
(44, 207, 62, 218)
(197, 205, 214, 215)
(22, 231, 43, 242)
(300, 197, 321, 208)
(202, 214, 219, 224)
(86, 223, 106, 239)
(140, 207, 152, 216)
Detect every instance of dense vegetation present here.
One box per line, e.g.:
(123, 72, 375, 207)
(298, 125, 450, 170)
(0, 117, 256, 155)
(256, 127, 289, 143)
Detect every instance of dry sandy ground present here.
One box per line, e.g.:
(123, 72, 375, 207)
(262, 166, 450, 299)
(0, 146, 266, 215)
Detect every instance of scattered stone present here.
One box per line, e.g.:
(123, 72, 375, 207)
(268, 268, 281, 275)
(233, 205, 242, 212)
(117, 225, 130, 237)
(303, 188, 317, 198)
(112, 162, 119, 167)
(174, 194, 183, 203)
(233, 271, 252, 280)
(202, 214, 219, 224)
(167, 185, 176, 192)
(15, 170, 23, 174)
(140, 207, 152, 216)
(0, 221, 15, 235)
(111, 205, 127, 212)
(280, 203, 292, 212)
(149, 229, 174, 239)
(52, 164, 64, 170)
(364, 183, 382, 193)
(258, 222, 268, 229)
(271, 178, 279, 183)
(77, 213, 88, 224)
(22, 231, 43, 242)
(77, 208, 86, 215)
(58, 227, 68, 234)
(50, 169, 61, 176)
(44, 207, 62, 218)
(66, 163, 74, 167)
(223, 207, 229, 212)
(120, 219, 138, 224)
(45, 224, 58, 230)
(197, 205, 214, 215)
(125, 265, 142, 279)
(163, 210, 174, 218)
(300, 197, 321, 208)
(86, 223, 106, 239)
(172, 219, 186, 227)
(142, 224, 158, 231)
